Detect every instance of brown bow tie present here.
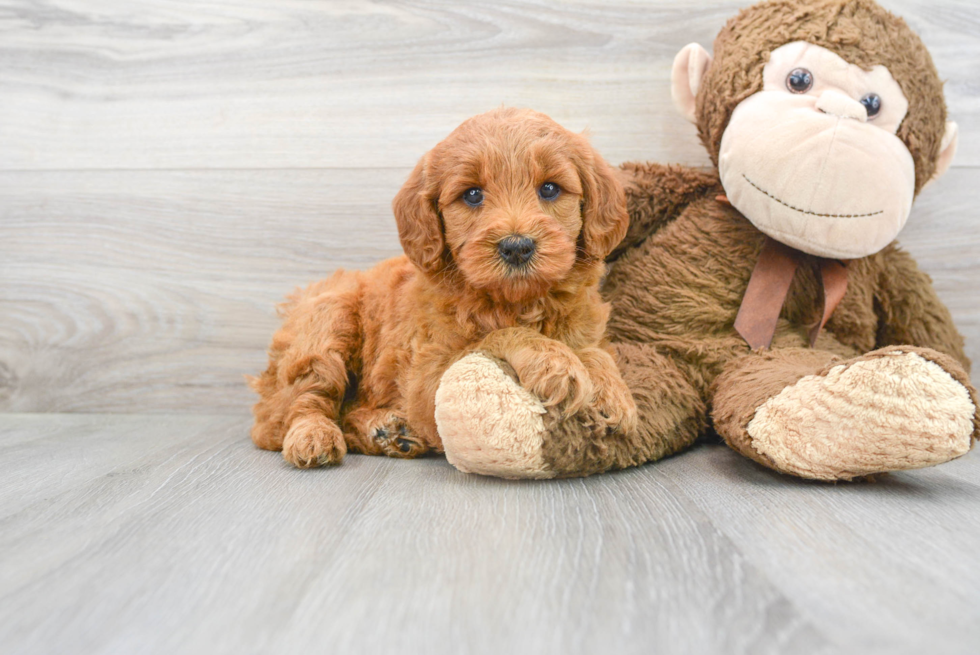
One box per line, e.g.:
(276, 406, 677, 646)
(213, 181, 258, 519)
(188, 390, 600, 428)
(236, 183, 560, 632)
(733, 236, 849, 350)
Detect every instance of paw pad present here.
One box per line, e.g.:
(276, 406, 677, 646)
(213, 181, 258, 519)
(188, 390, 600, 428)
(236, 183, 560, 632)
(372, 417, 426, 459)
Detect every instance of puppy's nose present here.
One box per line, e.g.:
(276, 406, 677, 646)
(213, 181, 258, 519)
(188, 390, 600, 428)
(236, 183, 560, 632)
(497, 235, 536, 267)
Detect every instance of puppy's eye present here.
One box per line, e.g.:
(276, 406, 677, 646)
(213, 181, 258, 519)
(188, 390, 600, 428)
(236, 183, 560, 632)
(538, 182, 561, 201)
(462, 187, 484, 207)
(786, 68, 813, 94)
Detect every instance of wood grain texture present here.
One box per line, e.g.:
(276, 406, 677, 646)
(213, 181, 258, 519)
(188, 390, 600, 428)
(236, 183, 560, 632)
(1, 167, 977, 413)
(1, 0, 977, 414)
(659, 444, 980, 655)
(0, 413, 840, 655)
(0, 0, 977, 171)
(0, 168, 406, 412)
(2, 4, 979, 654)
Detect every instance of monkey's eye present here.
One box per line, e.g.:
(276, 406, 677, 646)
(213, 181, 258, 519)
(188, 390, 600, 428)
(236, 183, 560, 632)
(462, 187, 484, 207)
(786, 68, 813, 94)
(538, 182, 561, 201)
(860, 93, 882, 119)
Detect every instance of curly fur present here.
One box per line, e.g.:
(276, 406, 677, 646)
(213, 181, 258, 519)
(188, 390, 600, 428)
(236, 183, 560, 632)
(249, 107, 636, 468)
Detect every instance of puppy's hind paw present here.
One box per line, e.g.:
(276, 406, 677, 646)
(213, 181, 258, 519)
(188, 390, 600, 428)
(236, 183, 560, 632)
(372, 417, 428, 459)
(282, 416, 347, 468)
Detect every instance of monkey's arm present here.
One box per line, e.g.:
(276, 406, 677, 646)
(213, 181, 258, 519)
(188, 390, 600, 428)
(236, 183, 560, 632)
(873, 243, 970, 372)
(609, 162, 721, 260)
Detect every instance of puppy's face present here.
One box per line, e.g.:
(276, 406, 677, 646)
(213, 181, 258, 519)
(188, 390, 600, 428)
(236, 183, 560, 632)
(394, 108, 627, 304)
(437, 127, 584, 303)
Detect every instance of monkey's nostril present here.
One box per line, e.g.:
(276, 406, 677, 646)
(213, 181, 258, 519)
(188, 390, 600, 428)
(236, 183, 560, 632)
(497, 235, 536, 267)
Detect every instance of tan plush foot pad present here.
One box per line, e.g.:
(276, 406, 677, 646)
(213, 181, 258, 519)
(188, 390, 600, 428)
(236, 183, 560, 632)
(435, 352, 555, 479)
(747, 350, 975, 480)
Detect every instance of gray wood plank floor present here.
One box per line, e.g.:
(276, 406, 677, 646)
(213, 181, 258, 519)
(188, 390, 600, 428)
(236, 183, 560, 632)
(3, 413, 979, 655)
(2, 1, 980, 654)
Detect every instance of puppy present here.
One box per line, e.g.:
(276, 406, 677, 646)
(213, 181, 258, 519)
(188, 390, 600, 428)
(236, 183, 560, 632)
(250, 107, 637, 468)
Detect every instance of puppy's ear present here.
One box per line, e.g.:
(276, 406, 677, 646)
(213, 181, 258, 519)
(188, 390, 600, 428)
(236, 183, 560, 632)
(392, 154, 446, 275)
(576, 141, 629, 260)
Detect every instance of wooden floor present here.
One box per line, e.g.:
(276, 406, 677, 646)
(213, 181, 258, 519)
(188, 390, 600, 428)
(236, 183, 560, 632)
(2, 1, 979, 653)
(1, 414, 979, 654)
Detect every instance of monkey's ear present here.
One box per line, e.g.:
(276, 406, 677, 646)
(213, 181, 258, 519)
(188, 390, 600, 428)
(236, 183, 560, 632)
(933, 121, 958, 182)
(671, 43, 712, 124)
(392, 155, 446, 275)
(578, 145, 629, 261)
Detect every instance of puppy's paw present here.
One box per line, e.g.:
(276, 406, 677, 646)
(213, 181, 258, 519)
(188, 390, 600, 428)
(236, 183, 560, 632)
(578, 348, 638, 434)
(282, 416, 347, 468)
(372, 416, 428, 459)
(593, 378, 638, 435)
(517, 347, 593, 416)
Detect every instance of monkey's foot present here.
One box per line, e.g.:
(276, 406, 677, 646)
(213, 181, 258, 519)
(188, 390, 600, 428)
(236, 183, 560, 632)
(747, 348, 977, 480)
(435, 352, 555, 479)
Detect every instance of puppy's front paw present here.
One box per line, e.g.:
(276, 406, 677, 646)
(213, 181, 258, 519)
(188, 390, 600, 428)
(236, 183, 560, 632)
(372, 416, 428, 459)
(282, 416, 347, 468)
(516, 346, 593, 416)
(578, 348, 638, 434)
(593, 378, 638, 435)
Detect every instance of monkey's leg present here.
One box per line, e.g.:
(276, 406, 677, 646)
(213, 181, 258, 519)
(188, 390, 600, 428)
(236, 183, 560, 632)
(712, 346, 979, 481)
(434, 342, 705, 479)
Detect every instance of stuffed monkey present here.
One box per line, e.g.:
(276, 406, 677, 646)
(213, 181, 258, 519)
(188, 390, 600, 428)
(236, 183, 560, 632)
(434, 0, 979, 480)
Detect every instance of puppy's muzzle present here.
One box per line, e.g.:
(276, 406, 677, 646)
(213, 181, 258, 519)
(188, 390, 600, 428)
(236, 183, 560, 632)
(497, 235, 536, 268)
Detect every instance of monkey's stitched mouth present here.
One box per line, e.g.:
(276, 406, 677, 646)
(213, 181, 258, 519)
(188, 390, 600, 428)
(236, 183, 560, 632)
(742, 174, 883, 219)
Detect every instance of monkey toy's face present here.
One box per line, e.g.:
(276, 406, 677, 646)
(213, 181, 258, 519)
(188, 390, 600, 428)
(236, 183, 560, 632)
(720, 41, 913, 259)
(672, 39, 958, 260)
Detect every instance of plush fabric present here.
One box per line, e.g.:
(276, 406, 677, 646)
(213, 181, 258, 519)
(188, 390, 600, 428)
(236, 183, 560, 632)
(718, 41, 917, 258)
(697, 0, 946, 193)
(436, 353, 553, 479)
(744, 349, 976, 480)
(435, 0, 979, 481)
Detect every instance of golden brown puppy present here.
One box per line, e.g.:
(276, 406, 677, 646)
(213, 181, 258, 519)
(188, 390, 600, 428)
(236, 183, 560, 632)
(250, 107, 636, 468)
